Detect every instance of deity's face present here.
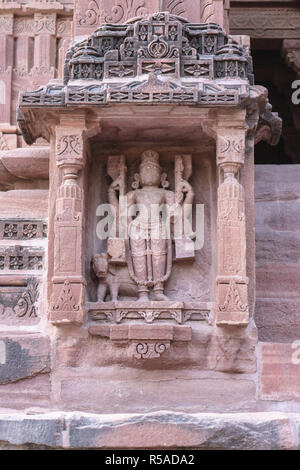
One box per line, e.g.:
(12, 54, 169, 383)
(139, 163, 161, 187)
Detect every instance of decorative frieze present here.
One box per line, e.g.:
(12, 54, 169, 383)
(0, 246, 44, 271)
(14, 17, 35, 36)
(0, 14, 13, 35)
(19, 77, 246, 112)
(88, 301, 212, 324)
(230, 7, 300, 39)
(0, 220, 47, 240)
(13, 16, 72, 38)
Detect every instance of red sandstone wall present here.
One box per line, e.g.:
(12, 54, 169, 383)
(255, 165, 300, 343)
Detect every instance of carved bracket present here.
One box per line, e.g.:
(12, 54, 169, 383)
(88, 323, 192, 360)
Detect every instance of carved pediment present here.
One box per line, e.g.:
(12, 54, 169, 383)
(64, 12, 251, 84)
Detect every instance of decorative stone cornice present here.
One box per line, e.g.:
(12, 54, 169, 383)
(0, 0, 72, 14)
(230, 6, 300, 39)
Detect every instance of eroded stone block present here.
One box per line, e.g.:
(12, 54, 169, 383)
(0, 334, 50, 385)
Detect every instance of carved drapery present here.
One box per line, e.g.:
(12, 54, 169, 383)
(49, 126, 87, 325)
(215, 128, 249, 326)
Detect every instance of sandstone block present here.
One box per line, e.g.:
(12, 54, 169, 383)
(0, 411, 296, 450)
(60, 375, 256, 413)
(255, 299, 300, 343)
(260, 342, 300, 401)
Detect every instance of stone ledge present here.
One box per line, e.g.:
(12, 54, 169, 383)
(0, 411, 299, 450)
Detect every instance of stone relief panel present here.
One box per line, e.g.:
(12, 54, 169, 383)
(0, 278, 39, 325)
(74, 0, 229, 36)
(93, 149, 194, 303)
(85, 144, 215, 360)
(75, 0, 155, 35)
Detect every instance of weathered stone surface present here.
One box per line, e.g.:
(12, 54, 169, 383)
(0, 190, 48, 218)
(0, 146, 49, 184)
(256, 230, 300, 264)
(59, 375, 256, 413)
(255, 165, 300, 343)
(260, 342, 300, 401)
(55, 323, 256, 373)
(255, 299, 300, 343)
(0, 374, 51, 410)
(256, 265, 300, 298)
(0, 334, 50, 384)
(0, 413, 64, 448)
(0, 411, 297, 450)
(255, 201, 300, 232)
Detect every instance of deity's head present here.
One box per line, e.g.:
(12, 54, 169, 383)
(139, 150, 161, 187)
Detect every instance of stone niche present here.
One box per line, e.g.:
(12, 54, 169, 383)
(18, 12, 281, 373)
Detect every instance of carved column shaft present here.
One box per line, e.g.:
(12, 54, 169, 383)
(49, 119, 87, 325)
(0, 14, 13, 125)
(34, 13, 57, 71)
(215, 129, 249, 326)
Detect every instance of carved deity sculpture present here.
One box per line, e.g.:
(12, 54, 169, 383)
(106, 150, 194, 302)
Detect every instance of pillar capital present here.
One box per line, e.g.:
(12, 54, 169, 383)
(216, 128, 246, 169)
(55, 131, 86, 171)
(33, 13, 57, 36)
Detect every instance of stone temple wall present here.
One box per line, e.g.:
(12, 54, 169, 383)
(0, 0, 299, 451)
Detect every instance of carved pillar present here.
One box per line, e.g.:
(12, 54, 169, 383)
(215, 128, 249, 326)
(0, 14, 13, 125)
(49, 118, 87, 326)
(33, 13, 57, 72)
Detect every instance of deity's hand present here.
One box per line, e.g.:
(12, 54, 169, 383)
(178, 181, 195, 205)
(109, 177, 122, 192)
(108, 178, 122, 207)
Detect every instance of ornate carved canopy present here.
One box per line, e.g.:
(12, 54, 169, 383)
(17, 12, 281, 147)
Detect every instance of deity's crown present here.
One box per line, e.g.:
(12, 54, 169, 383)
(140, 150, 161, 170)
